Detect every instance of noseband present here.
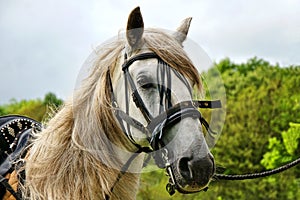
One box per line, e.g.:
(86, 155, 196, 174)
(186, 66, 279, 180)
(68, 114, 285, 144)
(106, 52, 221, 198)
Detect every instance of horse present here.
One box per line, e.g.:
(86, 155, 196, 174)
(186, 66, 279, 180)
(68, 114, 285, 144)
(0, 7, 220, 200)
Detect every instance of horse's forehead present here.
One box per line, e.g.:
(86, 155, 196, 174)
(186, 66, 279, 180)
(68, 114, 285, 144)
(112, 57, 158, 87)
(130, 59, 158, 76)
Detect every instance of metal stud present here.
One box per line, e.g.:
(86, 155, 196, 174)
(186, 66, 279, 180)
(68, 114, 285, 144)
(17, 121, 22, 129)
(8, 127, 15, 137)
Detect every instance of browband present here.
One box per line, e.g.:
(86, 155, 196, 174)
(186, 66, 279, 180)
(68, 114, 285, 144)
(122, 52, 159, 71)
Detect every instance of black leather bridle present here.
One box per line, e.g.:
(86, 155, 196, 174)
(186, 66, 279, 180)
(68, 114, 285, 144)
(106, 52, 221, 199)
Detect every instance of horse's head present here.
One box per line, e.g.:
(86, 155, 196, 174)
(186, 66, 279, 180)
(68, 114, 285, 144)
(110, 7, 215, 194)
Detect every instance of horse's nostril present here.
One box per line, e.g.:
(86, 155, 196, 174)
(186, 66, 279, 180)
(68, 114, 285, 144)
(178, 157, 193, 181)
(178, 154, 215, 186)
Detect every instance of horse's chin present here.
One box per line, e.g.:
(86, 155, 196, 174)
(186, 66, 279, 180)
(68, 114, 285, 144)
(169, 163, 210, 194)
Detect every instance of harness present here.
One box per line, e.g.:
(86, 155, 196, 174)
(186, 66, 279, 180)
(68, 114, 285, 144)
(0, 115, 41, 200)
(106, 52, 221, 198)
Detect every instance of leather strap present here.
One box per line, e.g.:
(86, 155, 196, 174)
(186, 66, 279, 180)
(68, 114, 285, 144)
(122, 52, 159, 71)
(0, 175, 21, 200)
(193, 100, 222, 109)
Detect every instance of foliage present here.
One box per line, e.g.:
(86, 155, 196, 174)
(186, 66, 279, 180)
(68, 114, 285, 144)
(258, 123, 300, 199)
(261, 123, 300, 169)
(0, 92, 63, 121)
(43, 92, 64, 108)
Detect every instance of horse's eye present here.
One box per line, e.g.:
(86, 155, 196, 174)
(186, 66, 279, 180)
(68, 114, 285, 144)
(141, 83, 154, 89)
(137, 75, 154, 89)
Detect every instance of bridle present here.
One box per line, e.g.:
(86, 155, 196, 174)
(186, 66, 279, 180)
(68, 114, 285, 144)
(109, 52, 221, 151)
(106, 51, 221, 199)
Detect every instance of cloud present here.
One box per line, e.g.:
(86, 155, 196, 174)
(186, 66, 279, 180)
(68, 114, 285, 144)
(0, 0, 299, 104)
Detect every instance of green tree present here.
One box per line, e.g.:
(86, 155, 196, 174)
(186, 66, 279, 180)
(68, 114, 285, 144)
(0, 98, 44, 121)
(260, 123, 300, 200)
(261, 123, 300, 169)
(43, 92, 63, 108)
(0, 93, 64, 122)
(0, 106, 6, 115)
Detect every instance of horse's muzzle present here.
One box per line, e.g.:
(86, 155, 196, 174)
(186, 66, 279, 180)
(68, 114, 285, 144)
(170, 153, 215, 193)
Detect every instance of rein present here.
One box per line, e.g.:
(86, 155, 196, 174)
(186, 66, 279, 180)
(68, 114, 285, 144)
(215, 157, 300, 180)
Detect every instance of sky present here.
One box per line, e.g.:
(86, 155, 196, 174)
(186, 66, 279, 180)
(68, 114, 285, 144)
(0, 0, 299, 104)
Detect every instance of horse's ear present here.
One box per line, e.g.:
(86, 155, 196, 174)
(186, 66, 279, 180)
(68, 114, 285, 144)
(174, 17, 192, 44)
(126, 7, 144, 49)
